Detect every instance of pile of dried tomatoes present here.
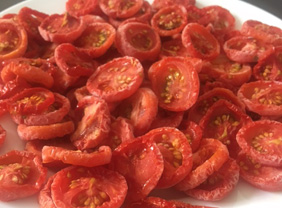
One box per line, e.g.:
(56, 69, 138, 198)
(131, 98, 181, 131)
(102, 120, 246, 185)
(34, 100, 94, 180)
(0, 0, 282, 207)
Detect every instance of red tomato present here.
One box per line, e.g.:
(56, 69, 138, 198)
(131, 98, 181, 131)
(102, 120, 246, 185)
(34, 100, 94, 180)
(110, 137, 164, 202)
(185, 5, 205, 23)
(39, 13, 86, 43)
(5, 87, 54, 115)
(66, 0, 99, 18)
(0, 19, 28, 61)
(18, 7, 48, 42)
(126, 197, 176, 208)
(74, 22, 116, 58)
(199, 100, 252, 158)
(38, 174, 56, 208)
(184, 158, 239, 201)
(0, 125, 6, 148)
(201, 53, 252, 87)
(148, 56, 200, 111)
(236, 120, 282, 167)
(223, 36, 274, 63)
(150, 108, 184, 129)
(151, 0, 195, 11)
(175, 138, 229, 191)
(115, 21, 161, 61)
(51, 166, 128, 207)
(86, 56, 144, 102)
(151, 5, 187, 37)
(241, 20, 282, 45)
(70, 97, 111, 150)
(99, 0, 144, 19)
(114, 87, 158, 136)
(237, 80, 282, 116)
(142, 127, 193, 189)
(181, 23, 220, 60)
(188, 87, 245, 124)
(0, 150, 47, 201)
(160, 38, 192, 58)
(54, 43, 99, 77)
(42, 145, 112, 167)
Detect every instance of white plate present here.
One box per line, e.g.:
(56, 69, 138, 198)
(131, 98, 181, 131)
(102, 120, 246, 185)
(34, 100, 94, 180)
(0, 0, 282, 208)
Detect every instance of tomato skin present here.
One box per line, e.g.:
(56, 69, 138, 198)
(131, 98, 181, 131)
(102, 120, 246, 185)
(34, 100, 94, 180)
(148, 56, 200, 112)
(126, 197, 177, 208)
(66, 0, 99, 18)
(160, 38, 192, 58)
(237, 80, 282, 116)
(151, 5, 188, 37)
(51, 166, 128, 208)
(174, 138, 229, 191)
(110, 137, 164, 202)
(115, 22, 161, 61)
(181, 23, 220, 60)
(184, 158, 239, 201)
(152, 0, 196, 11)
(150, 108, 184, 129)
(86, 56, 144, 102)
(236, 120, 282, 167)
(237, 151, 282, 191)
(0, 19, 28, 61)
(0, 125, 6, 148)
(38, 174, 57, 208)
(142, 127, 193, 189)
(38, 13, 86, 43)
(0, 150, 47, 201)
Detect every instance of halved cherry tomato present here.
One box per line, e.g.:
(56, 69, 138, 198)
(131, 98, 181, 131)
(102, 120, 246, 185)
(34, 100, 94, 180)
(160, 38, 191, 58)
(0, 77, 30, 100)
(74, 22, 116, 58)
(54, 43, 99, 77)
(39, 13, 86, 43)
(38, 174, 56, 208)
(151, 0, 195, 11)
(0, 19, 28, 61)
(184, 158, 239, 201)
(6, 87, 54, 115)
(151, 5, 187, 37)
(175, 138, 229, 191)
(115, 21, 161, 61)
(51, 166, 128, 207)
(99, 0, 144, 19)
(66, 0, 100, 18)
(70, 97, 111, 150)
(110, 136, 164, 202)
(237, 80, 282, 116)
(241, 20, 282, 45)
(181, 23, 220, 60)
(126, 197, 176, 208)
(86, 56, 144, 102)
(0, 125, 6, 148)
(223, 36, 274, 63)
(236, 120, 282, 167)
(114, 87, 158, 136)
(142, 127, 193, 189)
(18, 7, 48, 42)
(150, 108, 184, 129)
(0, 150, 47, 201)
(42, 145, 112, 167)
(148, 56, 199, 112)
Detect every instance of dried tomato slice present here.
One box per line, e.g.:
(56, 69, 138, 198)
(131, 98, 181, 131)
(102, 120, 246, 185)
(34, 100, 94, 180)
(150, 108, 184, 129)
(66, 0, 100, 18)
(38, 174, 56, 208)
(0, 125, 6, 148)
(151, 0, 196, 11)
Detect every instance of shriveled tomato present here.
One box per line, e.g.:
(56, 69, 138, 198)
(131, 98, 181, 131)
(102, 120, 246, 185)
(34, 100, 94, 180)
(110, 137, 164, 202)
(38, 174, 56, 208)
(74, 22, 116, 58)
(237, 80, 282, 116)
(115, 21, 161, 61)
(236, 120, 282, 167)
(71, 97, 111, 150)
(126, 197, 176, 208)
(223, 36, 274, 63)
(150, 108, 184, 129)
(0, 150, 47, 201)
(184, 158, 239, 201)
(160, 38, 191, 58)
(0, 125, 6, 148)
(151, 5, 187, 37)
(39, 13, 86, 43)
(0, 19, 28, 61)
(148, 56, 199, 112)
(86, 56, 144, 102)
(66, 0, 100, 18)
(51, 166, 128, 207)
(54, 43, 98, 77)
(151, 0, 195, 11)
(241, 20, 282, 45)
(142, 127, 193, 189)
(42, 145, 112, 167)
(99, 0, 144, 19)
(114, 87, 158, 136)
(181, 23, 220, 60)
(175, 138, 229, 191)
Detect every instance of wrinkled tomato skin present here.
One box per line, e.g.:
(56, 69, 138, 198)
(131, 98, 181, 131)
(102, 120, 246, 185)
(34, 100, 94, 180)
(110, 137, 164, 202)
(149, 109, 184, 129)
(152, 0, 196, 11)
(66, 0, 100, 18)
(38, 174, 57, 208)
(0, 125, 6, 148)
(115, 22, 161, 62)
(125, 197, 177, 208)
(236, 120, 282, 167)
(0, 150, 47, 202)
